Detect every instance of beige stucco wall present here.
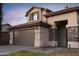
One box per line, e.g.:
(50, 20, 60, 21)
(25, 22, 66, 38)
(27, 8, 41, 22)
(35, 28, 40, 48)
(35, 26, 49, 48)
(27, 8, 47, 22)
(40, 27, 49, 47)
(41, 10, 47, 22)
(77, 12, 79, 25)
(9, 31, 14, 45)
(48, 11, 78, 28)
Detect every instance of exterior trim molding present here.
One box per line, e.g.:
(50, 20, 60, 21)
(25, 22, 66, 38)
(66, 24, 79, 28)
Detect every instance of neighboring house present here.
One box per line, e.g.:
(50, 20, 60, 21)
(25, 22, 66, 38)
(0, 24, 11, 45)
(10, 6, 79, 48)
(1, 24, 11, 32)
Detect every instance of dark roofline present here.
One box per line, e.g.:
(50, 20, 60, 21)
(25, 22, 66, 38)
(44, 6, 79, 17)
(10, 21, 52, 30)
(25, 6, 52, 16)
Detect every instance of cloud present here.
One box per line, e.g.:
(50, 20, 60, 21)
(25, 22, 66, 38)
(4, 8, 27, 18)
(3, 8, 27, 26)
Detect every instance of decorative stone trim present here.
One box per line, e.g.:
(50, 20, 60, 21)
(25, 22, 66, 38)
(67, 26, 79, 42)
(48, 41, 58, 47)
(49, 28, 57, 41)
(66, 24, 79, 28)
(68, 41, 79, 48)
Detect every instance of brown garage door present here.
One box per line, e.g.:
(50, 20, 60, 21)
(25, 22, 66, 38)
(13, 29, 35, 47)
(0, 32, 10, 45)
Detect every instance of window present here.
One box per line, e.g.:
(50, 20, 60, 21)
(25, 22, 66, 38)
(31, 12, 39, 20)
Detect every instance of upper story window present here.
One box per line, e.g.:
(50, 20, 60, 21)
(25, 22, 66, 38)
(30, 12, 39, 21)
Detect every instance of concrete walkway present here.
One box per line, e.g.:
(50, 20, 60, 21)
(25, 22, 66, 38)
(0, 45, 79, 55)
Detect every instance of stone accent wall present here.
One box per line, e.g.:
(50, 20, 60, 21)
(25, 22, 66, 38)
(49, 26, 79, 48)
(67, 26, 79, 48)
(49, 28, 57, 41)
(67, 26, 79, 42)
(49, 28, 58, 47)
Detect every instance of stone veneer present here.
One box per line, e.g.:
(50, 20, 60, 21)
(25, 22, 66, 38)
(49, 28, 57, 41)
(67, 26, 79, 48)
(67, 26, 79, 42)
(49, 28, 58, 47)
(49, 26, 79, 48)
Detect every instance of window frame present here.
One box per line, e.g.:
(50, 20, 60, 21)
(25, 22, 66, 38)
(30, 12, 39, 21)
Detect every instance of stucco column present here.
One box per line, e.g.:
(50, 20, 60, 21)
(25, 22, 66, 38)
(35, 26, 49, 48)
(9, 31, 14, 45)
(35, 27, 41, 48)
(66, 25, 79, 48)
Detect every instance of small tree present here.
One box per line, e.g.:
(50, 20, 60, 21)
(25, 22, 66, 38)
(0, 3, 3, 32)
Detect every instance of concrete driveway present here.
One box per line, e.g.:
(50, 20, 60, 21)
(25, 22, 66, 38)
(0, 45, 28, 55)
(0, 45, 54, 55)
(0, 45, 79, 55)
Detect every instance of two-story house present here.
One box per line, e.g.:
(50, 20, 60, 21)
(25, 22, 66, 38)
(10, 6, 79, 48)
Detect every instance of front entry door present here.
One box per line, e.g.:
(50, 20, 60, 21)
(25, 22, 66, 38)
(56, 20, 67, 47)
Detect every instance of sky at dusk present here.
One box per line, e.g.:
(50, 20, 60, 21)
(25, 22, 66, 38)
(2, 3, 79, 26)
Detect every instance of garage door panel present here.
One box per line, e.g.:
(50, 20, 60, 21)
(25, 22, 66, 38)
(13, 29, 35, 47)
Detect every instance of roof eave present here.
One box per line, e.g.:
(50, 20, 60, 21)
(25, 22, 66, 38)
(10, 21, 52, 30)
(44, 6, 79, 17)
